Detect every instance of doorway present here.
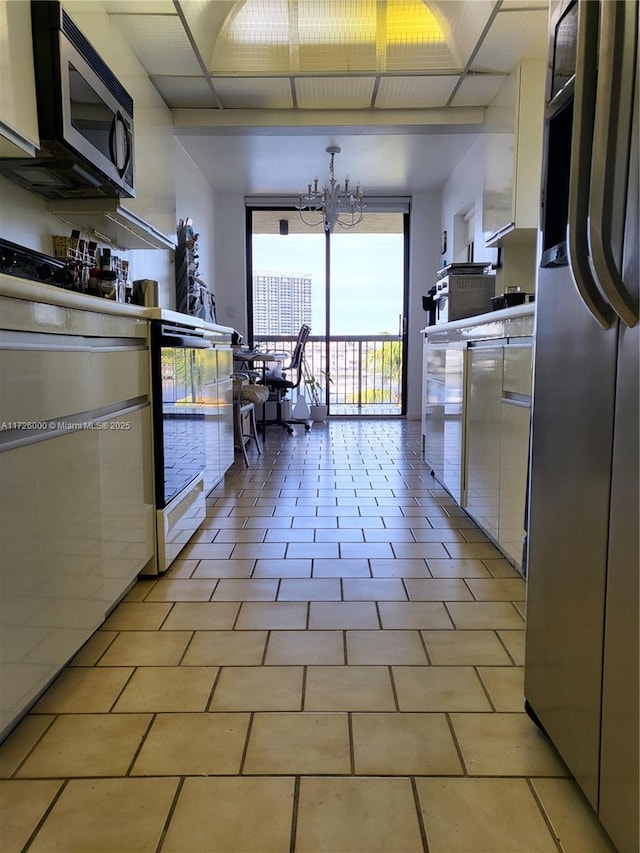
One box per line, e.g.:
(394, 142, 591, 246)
(248, 208, 409, 416)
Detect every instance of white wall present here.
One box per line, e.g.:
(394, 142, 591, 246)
(212, 192, 247, 334)
(408, 192, 441, 419)
(440, 136, 494, 272)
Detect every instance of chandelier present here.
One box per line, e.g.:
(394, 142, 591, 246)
(298, 146, 365, 232)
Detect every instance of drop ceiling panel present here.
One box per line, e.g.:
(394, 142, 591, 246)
(110, 14, 202, 75)
(214, 78, 294, 109)
(375, 76, 458, 109)
(295, 77, 376, 109)
(386, 42, 456, 72)
(298, 44, 377, 72)
(103, 1, 176, 12)
(436, 0, 495, 66)
(213, 43, 291, 74)
(151, 76, 218, 109)
(449, 74, 508, 107)
(471, 9, 549, 72)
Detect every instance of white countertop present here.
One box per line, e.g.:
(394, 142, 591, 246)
(0, 274, 234, 336)
(421, 303, 535, 335)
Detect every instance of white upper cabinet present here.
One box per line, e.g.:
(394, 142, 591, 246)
(0, 0, 39, 157)
(483, 60, 546, 247)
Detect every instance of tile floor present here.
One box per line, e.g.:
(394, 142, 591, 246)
(0, 421, 616, 852)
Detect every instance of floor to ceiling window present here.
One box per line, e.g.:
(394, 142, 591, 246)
(248, 208, 408, 416)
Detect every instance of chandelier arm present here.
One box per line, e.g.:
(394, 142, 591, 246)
(298, 146, 365, 231)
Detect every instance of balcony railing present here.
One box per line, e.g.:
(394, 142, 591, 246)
(254, 334, 403, 415)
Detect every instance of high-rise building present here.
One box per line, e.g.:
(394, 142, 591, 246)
(253, 272, 313, 335)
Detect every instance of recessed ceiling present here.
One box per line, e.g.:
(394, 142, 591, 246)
(92, 0, 550, 195)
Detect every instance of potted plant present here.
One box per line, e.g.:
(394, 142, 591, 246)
(304, 370, 333, 422)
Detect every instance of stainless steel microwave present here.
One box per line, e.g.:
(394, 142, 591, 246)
(0, 1, 135, 200)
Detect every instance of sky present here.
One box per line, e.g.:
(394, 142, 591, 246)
(253, 232, 404, 335)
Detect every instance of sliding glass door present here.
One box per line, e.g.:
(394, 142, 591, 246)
(248, 208, 408, 416)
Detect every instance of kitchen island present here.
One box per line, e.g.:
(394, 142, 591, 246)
(421, 304, 535, 572)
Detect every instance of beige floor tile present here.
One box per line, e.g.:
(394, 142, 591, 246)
(531, 778, 617, 852)
(296, 777, 423, 853)
(211, 578, 278, 600)
(477, 666, 525, 711)
(171, 542, 234, 560)
(160, 602, 240, 630)
(314, 528, 364, 542)
(445, 542, 503, 559)
(253, 558, 312, 577)
(364, 528, 415, 542)
(415, 777, 558, 853)
(483, 557, 523, 577)
(97, 630, 192, 666)
(235, 601, 308, 630)
(101, 602, 172, 630)
(233, 542, 288, 559)
(378, 601, 454, 629)
(70, 630, 117, 666)
(210, 666, 303, 711)
(450, 713, 571, 776)
(124, 579, 157, 601)
(346, 630, 428, 664)
(192, 559, 255, 578)
(352, 713, 463, 775)
(405, 578, 474, 601)
(340, 542, 395, 559)
(308, 601, 379, 629)
(131, 713, 249, 776)
(181, 630, 267, 665)
(426, 558, 492, 578)
(411, 528, 467, 543)
(278, 578, 341, 600)
(163, 777, 295, 853)
(112, 666, 217, 712)
(497, 629, 526, 664)
(0, 780, 63, 850)
(213, 528, 266, 542)
(304, 666, 395, 711)
(311, 559, 370, 577)
(27, 778, 178, 853)
(17, 714, 151, 778)
(265, 631, 344, 665)
(343, 578, 408, 600)
(243, 713, 350, 774)
(287, 542, 340, 559)
(422, 630, 512, 665)
(391, 542, 451, 559)
(142, 579, 218, 601)
(446, 601, 525, 629)
(33, 667, 133, 713)
(163, 558, 198, 577)
(266, 528, 315, 542)
(393, 666, 492, 711)
(465, 577, 527, 601)
(370, 558, 430, 577)
(0, 716, 55, 778)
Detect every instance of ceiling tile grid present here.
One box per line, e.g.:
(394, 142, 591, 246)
(150, 76, 219, 109)
(470, 8, 550, 72)
(214, 78, 294, 110)
(295, 76, 377, 109)
(449, 74, 508, 107)
(374, 75, 459, 109)
(110, 14, 202, 76)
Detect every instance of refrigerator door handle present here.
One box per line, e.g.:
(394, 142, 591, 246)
(567, 0, 615, 329)
(589, 0, 639, 328)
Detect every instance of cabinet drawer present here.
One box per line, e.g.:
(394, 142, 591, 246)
(92, 349, 149, 408)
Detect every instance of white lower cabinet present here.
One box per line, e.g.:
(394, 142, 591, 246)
(464, 345, 504, 540)
(499, 401, 531, 565)
(99, 405, 155, 608)
(0, 430, 103, 739)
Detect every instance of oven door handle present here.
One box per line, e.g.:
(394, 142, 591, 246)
(160, 333, 212, 349)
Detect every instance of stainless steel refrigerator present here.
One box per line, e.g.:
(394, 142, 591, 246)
(524, 2, 639, 852)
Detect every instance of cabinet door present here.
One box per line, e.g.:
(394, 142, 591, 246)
(0, 430, 103, 739)
(98, 405, 155, 609)
(498, 401, 530, 567)
(465, 345, 504, 539)
(0, 0, 39, 156)
(423, 341, 465, 502)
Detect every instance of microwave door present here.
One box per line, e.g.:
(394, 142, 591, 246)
(59, 37, 134, 193)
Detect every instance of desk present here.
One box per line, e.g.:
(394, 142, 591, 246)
(233, 351, 286, 436)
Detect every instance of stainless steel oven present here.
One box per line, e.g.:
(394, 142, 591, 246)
(150, 320, 216, 571)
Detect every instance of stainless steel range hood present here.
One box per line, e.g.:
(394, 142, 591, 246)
(46, 199, 175, 251)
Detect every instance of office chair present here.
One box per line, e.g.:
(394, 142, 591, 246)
(260, 324, 312, 434)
